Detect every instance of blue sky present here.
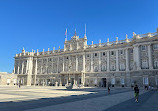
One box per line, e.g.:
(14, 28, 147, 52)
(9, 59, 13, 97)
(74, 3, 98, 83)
(0, 0, 158, 73)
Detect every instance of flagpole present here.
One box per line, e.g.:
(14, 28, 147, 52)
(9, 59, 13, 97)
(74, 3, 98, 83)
(66, 28, 67, 39)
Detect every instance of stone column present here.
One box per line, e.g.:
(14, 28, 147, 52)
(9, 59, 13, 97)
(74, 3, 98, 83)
(116, 50, 119, 71)
(60, 75, 62, 86)
(98, 52, 101, 72)
(63, 56, 65, 72)
(52, 57, 53, 73)
(74, 74, 76, 86)
(41, 59, 43, 74)
(148, 44, 153, 69)
(34, 59, 37, 85)
(91, 53, 93, 72)
(134, 45, 141, 70)
(76, 55, 78, 71)
(107, 51, 110, 72)
(125, 48, 129, 71)
(46, 58, 48, 74)
(82, 54, 86, 86)
(26, 60, 29, 74)
(27, 57, 33, 86)
(17, 65, 20, 74)
(81, 73, 85, 87)
(57, 57, 59, 73)
(21, 61, 24, 74)
(83, 54, 85, 72)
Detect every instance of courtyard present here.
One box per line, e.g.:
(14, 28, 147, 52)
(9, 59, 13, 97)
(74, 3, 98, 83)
(0, 86, 157, 111)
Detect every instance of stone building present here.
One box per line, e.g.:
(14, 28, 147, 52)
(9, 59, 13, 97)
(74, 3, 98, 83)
(0, 72, 17, 85)
(13, 28, 158, 87)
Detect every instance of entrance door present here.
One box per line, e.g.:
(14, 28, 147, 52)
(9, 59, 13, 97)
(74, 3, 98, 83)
(102, 78, 106, 87)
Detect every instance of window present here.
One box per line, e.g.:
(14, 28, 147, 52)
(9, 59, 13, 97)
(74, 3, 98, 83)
(111, 51, 114, 55)
(111, 78, 115, 85)
(120, 64, 125, 71)
(154, 61, 158, 69)
(153, 44, 158, 50)
(142, 60, 148, 69)
(102, 65, 106, 71)
(143, 77, 148, 85)
(94, 78, 97, 85)
(103, 52, 105, 56)
(87, 54, 89, 57)
(94, 66, 98, 72)
(111, 65, 115, 71)
(95, 53, 97, 57)
(48, 58, 52, 62)
(120, 78, 125, 85)
(130, 49, 133, 53)
(120, 50, 123, 55)
(141, 45, 146, 51)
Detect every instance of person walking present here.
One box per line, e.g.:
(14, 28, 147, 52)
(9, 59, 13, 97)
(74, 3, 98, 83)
(108, 86, 110, 94)
(134, 85, 139, 102)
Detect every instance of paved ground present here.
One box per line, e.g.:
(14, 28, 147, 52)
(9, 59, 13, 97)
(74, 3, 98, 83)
(0, 86, 157, 111)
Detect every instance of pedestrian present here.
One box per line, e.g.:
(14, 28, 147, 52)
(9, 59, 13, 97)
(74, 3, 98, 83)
(134, 85, 139, 102)
(19, 83, 21, 88)
(108, 86, 110, 94)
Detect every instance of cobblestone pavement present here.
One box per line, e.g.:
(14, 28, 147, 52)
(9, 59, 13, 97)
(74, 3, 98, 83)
(0, 86, 157, 111)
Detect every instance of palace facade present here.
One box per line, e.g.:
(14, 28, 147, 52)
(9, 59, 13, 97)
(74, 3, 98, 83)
(14, 28, 158, 87)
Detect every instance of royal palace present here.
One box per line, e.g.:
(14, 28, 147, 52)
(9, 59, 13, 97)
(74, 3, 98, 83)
(13, 28, 158, 87)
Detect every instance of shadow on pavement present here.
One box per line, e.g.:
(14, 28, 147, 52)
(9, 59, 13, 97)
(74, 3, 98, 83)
(0, 88, 133, 111)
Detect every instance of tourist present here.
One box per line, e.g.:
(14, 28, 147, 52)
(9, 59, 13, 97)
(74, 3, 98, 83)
(108, 86, 110, 94)
(134, 85, 139, 102)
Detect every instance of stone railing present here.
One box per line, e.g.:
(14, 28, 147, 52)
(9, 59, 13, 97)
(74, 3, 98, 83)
(135, 32, 157, 39)
(86, 38, 133, 49)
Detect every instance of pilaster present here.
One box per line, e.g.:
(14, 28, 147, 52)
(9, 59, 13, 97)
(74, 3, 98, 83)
(125, 48, 129, 71)
(76, 55, 78, 71)
(134, 45, 141, 70)
(91, 53, 93, 72)
(147, 44, 153, 69)
(98, 52, 101, 72)
(107, 51, 110, 72)
(116, 50, 119, 71)
(63, 56, 65, 72)
(83, 54, 85, 72)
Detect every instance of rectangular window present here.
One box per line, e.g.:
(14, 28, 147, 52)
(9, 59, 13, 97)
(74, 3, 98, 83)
(111, 78, 115, 85)
(153, 44, 158, 50)
(143, 77, 148, 85)
(130, 49, 133, 53)
(154, 61, 158, 69)
(111, 51, 114, 55)
(142, 60, 148, 69)
(141, 45, 146, 51)
(103, 52, 105, 56)
(121, 78, 125, 85)
(120, 50, 123, 55)
(120, 64, 125, 71)
(111, 65, 115, 71)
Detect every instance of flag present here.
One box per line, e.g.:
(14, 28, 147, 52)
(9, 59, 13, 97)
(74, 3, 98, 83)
(65, 28, 67, 36)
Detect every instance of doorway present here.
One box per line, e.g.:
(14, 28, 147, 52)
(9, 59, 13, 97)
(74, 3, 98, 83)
(102, 78, 106, 87)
